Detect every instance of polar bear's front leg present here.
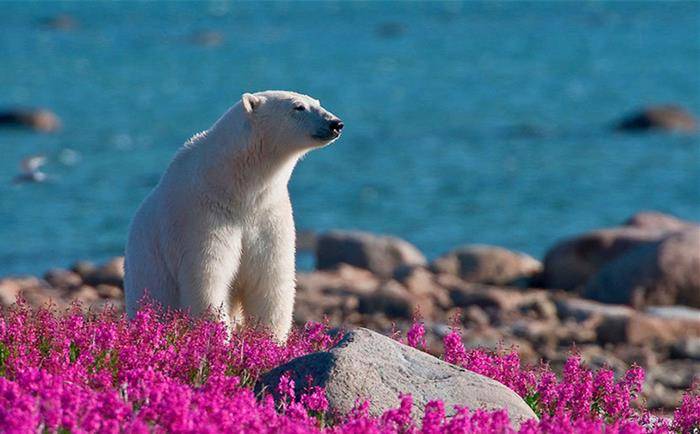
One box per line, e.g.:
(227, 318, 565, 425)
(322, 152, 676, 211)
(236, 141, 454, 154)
(239, 209, 296, 342)
(176, 232, 242, 328)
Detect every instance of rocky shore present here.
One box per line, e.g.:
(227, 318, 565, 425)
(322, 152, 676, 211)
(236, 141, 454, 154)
(1, 211, 698, 412)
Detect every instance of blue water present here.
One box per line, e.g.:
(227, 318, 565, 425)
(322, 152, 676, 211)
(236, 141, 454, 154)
(1, 2, 699, 276)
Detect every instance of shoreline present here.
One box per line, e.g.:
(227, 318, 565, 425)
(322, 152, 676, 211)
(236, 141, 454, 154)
(1, 210, 698, 412)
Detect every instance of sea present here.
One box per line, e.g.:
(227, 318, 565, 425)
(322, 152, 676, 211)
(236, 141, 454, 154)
(1, 1, 699, 276)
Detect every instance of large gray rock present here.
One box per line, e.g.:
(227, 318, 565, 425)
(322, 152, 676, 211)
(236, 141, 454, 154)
(585, 228, 700, 307)
(431, 245, 541, 286)
(316, 231, 427, 277)
(259, 328, 536, 428)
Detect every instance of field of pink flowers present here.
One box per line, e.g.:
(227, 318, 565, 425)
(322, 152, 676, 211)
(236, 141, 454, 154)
(0, 300, 697, 433)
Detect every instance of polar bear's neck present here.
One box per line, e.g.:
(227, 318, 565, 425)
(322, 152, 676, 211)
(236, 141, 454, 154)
(189, 104, 303, 205)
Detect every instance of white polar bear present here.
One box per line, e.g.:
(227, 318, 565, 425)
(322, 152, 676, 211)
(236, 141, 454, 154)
(124, 91, 343, 340)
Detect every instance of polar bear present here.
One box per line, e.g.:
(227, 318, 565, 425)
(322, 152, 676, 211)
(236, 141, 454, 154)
(124, 91, 343, 340)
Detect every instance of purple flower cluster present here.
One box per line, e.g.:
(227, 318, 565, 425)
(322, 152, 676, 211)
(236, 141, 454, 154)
(0, 302, 697, 433)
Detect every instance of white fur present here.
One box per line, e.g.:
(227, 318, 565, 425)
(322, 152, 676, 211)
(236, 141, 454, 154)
(124, 91, 341, 340)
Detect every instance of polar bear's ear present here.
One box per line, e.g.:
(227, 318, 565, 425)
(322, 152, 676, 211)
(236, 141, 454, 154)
(241, 93, 261, 115)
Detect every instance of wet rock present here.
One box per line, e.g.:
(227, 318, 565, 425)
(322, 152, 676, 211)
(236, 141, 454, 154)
(542, 226, 673, 291)
(431, 245, 541, 286)
(44, 269, 82, 290)
(316, 231, 426, 277)
(585, 228, 700, 307)
(0, 109, 61, 133)
(259, 328, 536, 428)
(615, 105, 697, 132)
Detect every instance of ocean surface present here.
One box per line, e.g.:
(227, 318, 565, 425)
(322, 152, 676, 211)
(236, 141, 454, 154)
(1, 2, 699, 276)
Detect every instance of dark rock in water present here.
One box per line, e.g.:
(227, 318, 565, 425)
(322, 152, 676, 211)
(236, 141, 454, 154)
(0, 109, 61, 133)
(375, 22, 406, 38)
(259, 328, 536, 428)
(584, 228, 700, 308)
(39, 14, 78, 31)
(431, 245, 541, 286)
(190, 31, 225, 47)
(615, 105, 696, 132)
(316, 230, 426, 277)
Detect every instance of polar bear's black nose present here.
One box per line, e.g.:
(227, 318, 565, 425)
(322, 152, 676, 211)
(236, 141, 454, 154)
(329, 119, 344, 133)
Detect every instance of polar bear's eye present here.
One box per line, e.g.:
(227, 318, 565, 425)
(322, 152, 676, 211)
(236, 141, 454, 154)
(293, 104, 306, 112)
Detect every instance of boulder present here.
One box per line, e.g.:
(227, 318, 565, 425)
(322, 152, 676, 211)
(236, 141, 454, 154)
(316, 231, 426, 277)
(96, 284, 123, 299)
(624, 211, 695, 232)
(615, 105, 697, 132)
(358, 280, 434, 319)
(0, 109, 61, 133)
(394, 265, 452, 309)
(430, 245, 541, 286)
(585, 228, 700, 307)
(449, 284, 525, 312)
(259, 328, 536, 428)
(44, 268, 83, 290)
(82, 257, 125, 288)
(296, 265, 381, 298)
(555, 297, 634, 322)
(0, 277, 56, 307)
(596, 308, 700, 346)
(671, 337, 700, 360)
(542, 226, 674, 291)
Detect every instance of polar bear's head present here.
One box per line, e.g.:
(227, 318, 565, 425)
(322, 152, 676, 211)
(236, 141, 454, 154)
(240, 91, 343, 152)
